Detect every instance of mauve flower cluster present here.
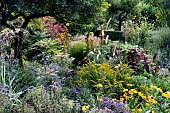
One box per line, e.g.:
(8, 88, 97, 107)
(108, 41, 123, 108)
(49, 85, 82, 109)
(70, 86, 81, 95)
(101, 97, 130, 113)
(0, 83, 11, 98)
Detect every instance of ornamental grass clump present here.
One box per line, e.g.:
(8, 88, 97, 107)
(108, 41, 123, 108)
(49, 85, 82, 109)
(68, 41, 87, 66)
(76, 62, 133, 98)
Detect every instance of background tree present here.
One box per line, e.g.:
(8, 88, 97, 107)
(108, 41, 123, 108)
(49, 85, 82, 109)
(144, 0, 170, 27)
(0, 0, 109, 66)
(106, 0, 139, 31)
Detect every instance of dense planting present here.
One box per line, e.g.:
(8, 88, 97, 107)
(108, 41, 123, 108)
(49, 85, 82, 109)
(0, 0, 170, 113)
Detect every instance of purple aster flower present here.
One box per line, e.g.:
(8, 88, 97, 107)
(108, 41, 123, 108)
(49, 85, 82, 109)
(53, 81, 59, 86)
(70, 86, 81, 95)
(4, 84, 9, 89)
(101, 97, 130, 113)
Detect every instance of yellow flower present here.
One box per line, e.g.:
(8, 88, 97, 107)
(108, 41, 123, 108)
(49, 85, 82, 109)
(82, 105, 89, 111)
(125, 95, 129, 100)
(145, 103, 150, 107)
(128, 89, 138, 95)
(112, 98, 117, 101)
(157, 88, 163, 93)
(151, 111, 155, 113)
(120, 97, 124, 102)
(138, 92, 147, 100)
(138, 108, 142, 113)
(152, 99, 157, 104)
(148, 96, 157, 104)
(138, 92, 142, 96)
(150, 84, 157, 89)
(127, 83, 132, 87)
(66, 23, 70, 26)
(162, 91, 170, 98)
(141, 95, 147, 100)
(96, 83, 103, 88)
(123, 89, 128, 92)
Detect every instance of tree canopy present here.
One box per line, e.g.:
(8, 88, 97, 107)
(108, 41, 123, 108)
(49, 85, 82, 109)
(0, 0, 109, 30)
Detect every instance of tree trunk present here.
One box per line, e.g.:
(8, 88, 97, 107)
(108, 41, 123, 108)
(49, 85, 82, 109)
(14, 31, 23, 67)
(118, 14, 122, 31)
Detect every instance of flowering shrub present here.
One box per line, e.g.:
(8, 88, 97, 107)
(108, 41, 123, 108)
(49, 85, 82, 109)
(100, 97, 130, 113)
(76, 62, 133, 98)
(13, 83, 80, 113)
(0, 83, 13, 112)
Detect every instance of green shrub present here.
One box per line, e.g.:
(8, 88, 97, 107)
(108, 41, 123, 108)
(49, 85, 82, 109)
(22, 31, 47, 51)
(146, 27, 170, 67)
(25, 38, 60, 61)
(68, 41, 87, 66)
(75, 62, 133, 98)
(105, 30, 125, 43)
(14, 85, 80, 113)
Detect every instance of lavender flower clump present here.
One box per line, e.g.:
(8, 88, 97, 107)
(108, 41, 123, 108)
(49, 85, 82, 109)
(101, 97, 130, 113)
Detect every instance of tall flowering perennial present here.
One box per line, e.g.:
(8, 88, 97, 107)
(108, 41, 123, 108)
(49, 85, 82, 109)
(76, 62, 133, 98)
(41, 16, 69, 47)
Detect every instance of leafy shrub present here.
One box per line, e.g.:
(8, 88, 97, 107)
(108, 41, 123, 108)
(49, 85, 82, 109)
(14, 83, 80, 113)
(125, 48, 158, 74)
(123, 19, 156, 49)
(87, 41, 158, 75)
(25, 38, 60, 61)
(12, 62, 40, 92)
(76, 62, 133, 98)
(52, 53, 74, 67)
(22, 31, 48, 51)
(146, 27, 170, 67)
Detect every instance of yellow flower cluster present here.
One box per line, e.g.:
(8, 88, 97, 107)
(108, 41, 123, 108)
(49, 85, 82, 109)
(150, 84, 163, 93)
(82, 105, 89, 111)
(145, 103, 150, 107)
(123, 93, 129, 100)
(112, 98, 117, 101)
(120, 97, 124, 102)
(132, 108, 142, 113)
(128, 89, 138, 95)
(122, 88, 128, 92)
(148, 96, 157, 104)
(162, 91, 170, 98)
(150, 84, 157, 89)
(138, 92, 147, 100)
(156, 88, 163, 93)
(96, 83, 103, 88)
(127, 83, 132, 87)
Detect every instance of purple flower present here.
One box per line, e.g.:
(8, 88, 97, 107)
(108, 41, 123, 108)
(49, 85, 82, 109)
(6, 94, 11, 98)
(29, 86, 35, 89)
(4, 84, 9, 89)
(101, 97, 130, 113)
(53, 81, 59, 86)
(70, 86, 81, 94)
